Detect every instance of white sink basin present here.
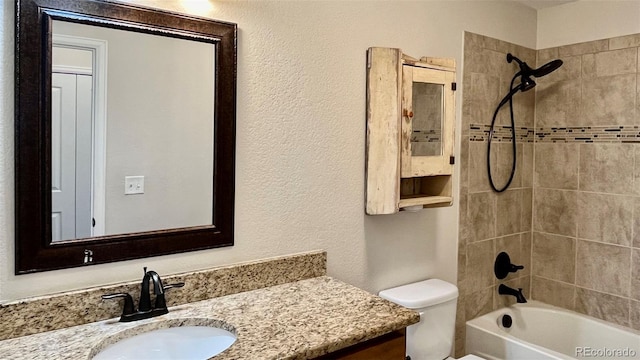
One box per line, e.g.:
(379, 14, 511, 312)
(93, 325, 236, 360)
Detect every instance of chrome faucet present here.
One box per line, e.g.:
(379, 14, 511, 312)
(498, 284, 527, 303)
(102, 267, 185, 322)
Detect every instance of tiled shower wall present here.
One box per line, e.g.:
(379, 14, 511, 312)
(456, 32, 535, 356)
(532, 35, 640, 330)
(458, 31, 640, 355)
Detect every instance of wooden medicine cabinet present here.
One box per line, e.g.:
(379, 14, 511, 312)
(365, 47, 455, 215)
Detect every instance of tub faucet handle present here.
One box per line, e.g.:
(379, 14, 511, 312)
(494, 252, 524, 279)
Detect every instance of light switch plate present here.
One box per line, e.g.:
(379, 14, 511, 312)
(124, 176, 144, 195)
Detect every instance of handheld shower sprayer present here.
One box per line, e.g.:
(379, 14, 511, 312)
(487, 53, 563, 192)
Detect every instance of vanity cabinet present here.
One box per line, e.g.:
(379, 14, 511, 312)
(314, 329, 406, 359)
(366, 47, 456, 215)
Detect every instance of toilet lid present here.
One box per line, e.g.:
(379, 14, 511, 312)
(378, 279, 458, 309)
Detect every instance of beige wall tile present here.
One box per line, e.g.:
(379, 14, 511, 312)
(633, 198, 640, 248)
(537, 47, 559, 66)
(521, 143, 533, 188)
(521, 189, 532, 232)
(496, 233, 531, 281)
(466, 239, 495, 293)
(464, 31, 499, 52)
(464, 286, 495, 320)
(466, 72, 500, 126)
(511, 90, 535, 128)
(581, 74, 636, 126)
(521, 232, 532, 275)
(534, 188, 577, 237)
(535, 79, 581, 127)
(630, 300, 640, 331)
(532, 232, 576, 283)
(460, 137, 469, 194)
(631, 249, 640, 301)
(534, 143, 579, 190)
(576, 240, 630, 297)
(496, 190, 522, 237)
(497, 43, 536, 66)
(469, 141, 492, 192)
(634, 145, 640, 196)
(498, 58, 522, 86)
(582, 53, 596, 79)
(455, 296, 467, 357)
(458, 242, 468, 292)
(575, 287, 630, 328)
(495, 142, 521, 189)
(467, 192, 495, 242)
(459, 192, 470, 243)
(595, 48, 637, 77)
(558, 39, 609, 57)
(609, 34, 640, 50)
(537, 55, 581, 85)
(464, 48, 509, 79)
(531, 276, 575, 310)
(580, 144, 634, 194)
(577, 192, 632, 246)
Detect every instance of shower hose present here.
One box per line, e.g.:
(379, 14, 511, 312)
(487, 74, 522, 193)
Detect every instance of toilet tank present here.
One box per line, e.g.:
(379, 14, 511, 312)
(379, 279, 459, 360)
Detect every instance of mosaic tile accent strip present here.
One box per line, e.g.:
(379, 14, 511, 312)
(535, 125, 640, 143)
(469, 124, 534, 143)
(469, 124, 640, 143)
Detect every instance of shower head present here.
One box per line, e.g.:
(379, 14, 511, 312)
(506, 53, 563, 92)
(507, 53, 563, 78)
(533, 59, 564, 77)
(520, 75, 536, 92)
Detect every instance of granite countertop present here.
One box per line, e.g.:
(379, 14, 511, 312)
(0, 276, 419, 359)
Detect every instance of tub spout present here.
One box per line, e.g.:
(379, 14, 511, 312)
(498, 284, 527, 303)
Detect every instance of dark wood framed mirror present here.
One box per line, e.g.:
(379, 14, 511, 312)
(15, 0, 236, 274)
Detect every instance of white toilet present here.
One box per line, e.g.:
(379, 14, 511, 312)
(379, 279, 484, 360)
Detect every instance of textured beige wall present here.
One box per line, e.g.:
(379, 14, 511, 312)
(0, 1, 537, 302)
(537, 1, 640, 49)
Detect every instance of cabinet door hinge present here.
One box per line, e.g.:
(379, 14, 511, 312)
(450, 156, 455, 165)
(451, 82, 457, 91)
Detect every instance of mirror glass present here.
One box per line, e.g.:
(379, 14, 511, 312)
(411, 82, 443, 156)
(51, 20, 215, 241)
(15, 0, 236, 274)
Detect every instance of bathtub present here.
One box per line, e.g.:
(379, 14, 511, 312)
(466, 300, 640, 360)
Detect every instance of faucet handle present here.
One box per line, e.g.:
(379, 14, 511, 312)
(494, 252, 524, 279)
(154, 282, 185, 310)
(102, 293, 135, 316)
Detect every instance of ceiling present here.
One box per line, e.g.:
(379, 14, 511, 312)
(515, 0, 577, 10)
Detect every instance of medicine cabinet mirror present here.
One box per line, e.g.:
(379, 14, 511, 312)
(365, 47, 455, 215)
(15, 0, 237, 273)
